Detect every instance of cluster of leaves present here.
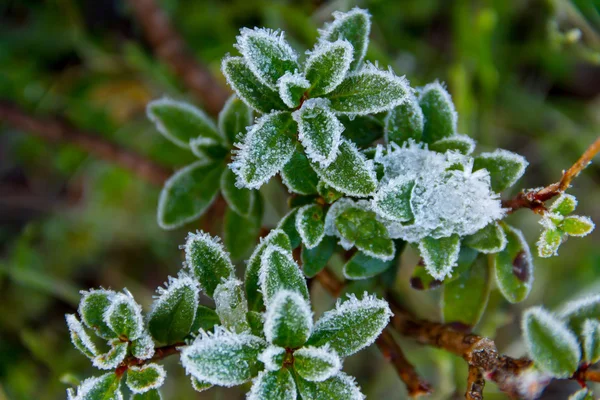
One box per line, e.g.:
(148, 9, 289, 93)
(522, 295, 600, 399)
(66, 230, 391, 399)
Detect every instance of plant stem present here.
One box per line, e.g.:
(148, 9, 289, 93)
(465, 365, 485, 400)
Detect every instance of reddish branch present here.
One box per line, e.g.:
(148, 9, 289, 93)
(504, 136, 600, 213)
(0, 101, 171, 186)
(127, 0, 229, 116)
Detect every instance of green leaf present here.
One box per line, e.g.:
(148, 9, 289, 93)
(306, 293, 391, 357)
(305, 40, 353, 96)
(277, 208, 302, 249)
(312, 139, 377, 197)
(294, 346, 342, 382)
(418, 82, 457, 143)
(69, 373, 121, 400)
(92, 340, 128, 370)
(295, 204, 326, 249)
(559, 295, 600, 333)
(464, 222, 507, 254)
(247, 311, 265, 338)
(126, 364, 166, 394)
(429, 134, 476, 155)
(384, 94, 423, 145)
(248, 369, 296, 400)
(104, 292, 144, 340)
(65, 314, 98, 359)
(157, 160, 223, 230)
(326, 64, 411, 115)
(231, 112, 296, 189)
(223, 195, 263, 261)
(335, 207, 394, 261)
(245, 229, 292, 311)
(317, 181, 343, 204)
(493, 224, 533, 303)
(340, 115, 383, 149)
(131, 389, 162, 400)
(321, 8, 371, 71)
(296, 372, 364, 400)
(131, 334, 155, 360)
(536, 228, 563, 258)
(189, 135, 228, 161)
(264, 290, 312, 348)
(184, 231, 234, 297)
(258, 345, 286, 371)
(147, 98, 223, 149)
(190, 377, 213, 393)
(549, 194, 578, 216)
(214, 278, 250, 334)
(281, 152, 319, 195)
(190, 305, 220, 334)
(569, 388, 594, 400)
(442, 255, 491, 328)
(78, 289, 118, 339)
(418, 235, 461, 281)
(259, 245, 309, 305)
(473, 149, 528, 192)
(371, 177, 415, 222)
(302, 236, 337, 278)
(221, 57, 287, 113)
(561, 216, 595, 237)
(236, 27, 299, 87)
(148, 276, 199, 345)
(293, 98, 344, 167)
(522, 307, 581, 378)
(582, 319, 600, 363)
(277, 71, 310, 108)
(343, 251, 396, 280)
(221, 168, 255, 217)
(180, 329, 266, 386)
(218, 95, 253, 145)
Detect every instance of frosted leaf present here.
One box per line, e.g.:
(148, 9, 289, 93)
(493, 224, 533, 303)
(473, 149, 528, 193)
(131, 333, 155, 360)
(343, 251, 396, 280)
(537, 228, 562, 258)
(230, 111, 296, 190)
(295, 204, 326, 249)
(103, 292, 144, 341)
(294, 346, 342, 382)
(549, 194, 578, 216)
(324, 198, 372, 247)
(79, 289, 118, 339)
(147, 274, 199, 345)
(157, 160, 222, 230)
(276, 208, 302, 249)
(92, 340, 128, 370)
(464, 222, 508, 254)
(184, 231, 234, 297)
(190, 377, 213, 392)
(430, 134, 476, 155)
(221, 167, 256, 218)
(180, 327, 266, 387)
(235, 27, 299, 87)
(311, 139, 377, 197)
(418, 81, 457, 143)
(418, 235, 461, 280)
(383, 93, 423, 145)
(281, 152, 320, 195)
(561, 216, 595, 237)
(245, 229, 292, 311)
(334, 207, 395, 261)
(582, 319, 600, 363)
(248, 369, 296, 400)
(259, 245, 309, 305)
(221, 56, 287, 113)
(214, 278, 250, 334)
(326, 63, 411, 116)
(319, 8, 371, 71)
(559, 294, 600, 332)
(317, 180, 343, 204)
(146, 98, 224, 149)
(371, 176, 415, 223)
(131, 389, 162, 400)
(277, 71, 310, 108)
(264, 290, 313, 348)
(293, 98, 344, 167)
(66, 314, 98, 359)
(126, 364, 166, 394)
(68, 373, 122, 400)
(302, 236, 337, 278)
(569, 388, 594, 400)
(304, 40, 353, 96)
(258, 345, 286, 371)
(374, 141, 447, 184)
(306, 292, 392, 357)
(218, 95, 253, 145)
(188, 136, 227, 162)
(522, 307, 581, 378)
(296, 371, 365, 400)
(247, 311, 265, 338)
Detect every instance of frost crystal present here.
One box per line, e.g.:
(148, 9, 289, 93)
(258, 345, 286, 371)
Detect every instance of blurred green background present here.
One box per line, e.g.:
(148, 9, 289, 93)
(1, 0, 599, 398)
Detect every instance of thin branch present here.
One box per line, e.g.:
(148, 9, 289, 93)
(504, 136, 600, 213)
(0, 100, 171, 186)
(465, 365, 485, 400)
(127, 0, 229, 116)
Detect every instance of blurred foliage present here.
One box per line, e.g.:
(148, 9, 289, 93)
(0, 0, 599, 398)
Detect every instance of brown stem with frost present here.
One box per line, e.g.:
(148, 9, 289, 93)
(127, 0, 229, 116)
(466, 365, 485, 400)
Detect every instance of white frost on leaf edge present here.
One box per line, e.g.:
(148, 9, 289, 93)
(294, 345, 342, 382)
(549, 193, 578, 215)
(370, 176, 415, 223)
(149, 273, 200, 320)
(432, 134, 476, 155)
(324, 198, 373, 250)
(126, 364, 167, 394)
(67, 373, 122, 400)
(418, 236, 461, 281)
(184, 230, 235, 287)
(92, 340, 128, 370)
(563, 215, 595, 237)
(318, 7, 371, 66)
(103, 291, 144, 341)
(263, 290, 313, 345)
(418, 81, 458, 136)
(475, 148, 529, 189)
(558, 294, 600, 322)
(66, 314, 98, 358)
(277, 71, 310, 108)
(132, 333, 156, 360)
(218, 94, 253, 147)
(78, 288, 117, 334)
(258, 345, 286, 371)
(247, 369, 296, 400)
(304, 39, 354, 95)
(295, 204, 326, 249)
(582, 319, 600, 363)
(258, 245, 308, 305)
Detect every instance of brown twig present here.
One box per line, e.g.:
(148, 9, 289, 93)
(127, 0, 229, 116)
(465, 365, 485, 400)
(0, 100, 171, 186)
(504, 136, 600, 213)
